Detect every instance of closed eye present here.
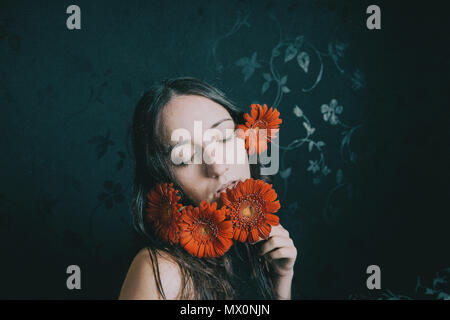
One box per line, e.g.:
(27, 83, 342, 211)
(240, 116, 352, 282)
(221, 133, 234, 143)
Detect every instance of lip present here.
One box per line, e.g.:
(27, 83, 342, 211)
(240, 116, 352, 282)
(214, 180, 239, 198)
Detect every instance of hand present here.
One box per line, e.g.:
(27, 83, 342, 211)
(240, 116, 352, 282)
(256, 224, 297, 278)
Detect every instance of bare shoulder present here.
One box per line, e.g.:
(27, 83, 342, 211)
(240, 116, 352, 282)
(119, 247, 189, 300)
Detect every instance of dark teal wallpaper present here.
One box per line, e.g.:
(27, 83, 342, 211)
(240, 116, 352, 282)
(0, 0, 448, 299)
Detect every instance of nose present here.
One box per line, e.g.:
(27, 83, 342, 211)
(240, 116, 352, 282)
(206, 161, 229, 178)
(204, 145, 229, 178)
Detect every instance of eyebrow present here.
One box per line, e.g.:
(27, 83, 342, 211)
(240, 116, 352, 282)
(167, 118, 234, 154)
(210, 118, 233, 129)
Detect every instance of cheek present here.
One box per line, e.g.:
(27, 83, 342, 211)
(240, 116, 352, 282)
(232, 162, 251, 180)
(226, 156, 251, 180)
(172, 166, 206, 204)
(229, 137, 251, 178)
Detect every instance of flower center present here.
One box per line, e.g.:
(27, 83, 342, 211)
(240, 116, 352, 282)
(242, 205, 255, 217)
(166, 207, 172, 218)
(194, 221, 218, 243)
(235, 197, 264, 226)
(200, 226, 209, 235)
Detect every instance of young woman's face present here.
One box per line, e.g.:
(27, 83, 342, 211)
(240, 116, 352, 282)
(161, 94, 251, 205)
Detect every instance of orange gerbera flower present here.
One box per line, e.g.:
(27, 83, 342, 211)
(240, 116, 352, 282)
(179, 202, 234, 258)
(145, 182, 183, 244)
(236, 104, 282, 155)
(220, 178, 280, 243)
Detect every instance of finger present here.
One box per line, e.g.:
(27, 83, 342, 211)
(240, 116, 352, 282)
(268, 224, 290, 239)
(250, 224, 290, 245)
(266, 246, 297, 261)
(259, 236, 294, 256)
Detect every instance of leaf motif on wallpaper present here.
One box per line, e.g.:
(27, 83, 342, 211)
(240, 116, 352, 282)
(297, 51, 310, 73)
(116, 151, 126, 171)
(261, 72, 273, 94)
(328, 39, 349, 74)
(271, 46, 280, 58)
(279, 167, 292, 179)
(263, 73, 272, 82)
(294, 35, 304, 49)
(340, 125, 362, 161)
(261, 81, 270, 94)
(210, 10, 250, 73)
(293, 105, 303, 118)
(284, 44, 298, 63)
(334, 40, 348, 58)
(376, 289, 414, 300)
(437, 292, 450, 300)
(307, 140, 324, 153)
(88, 131, 115, 159)
(328, 40, 349, 59)
(351, 69, 366, 91)
(316, 141, 326, 148)
(321, 165, 331, 176)
(336, 169, 344, 185)
(235, 51, 261, 82)
(281, 85, 290, 93)
(303, 122, 315, 136)
(279, 75, 290, 93)
(341, 130, 351, 147)
(413, 268, 450, 300)
(98, 181, 125, 210)
(433, 275, 447, 289)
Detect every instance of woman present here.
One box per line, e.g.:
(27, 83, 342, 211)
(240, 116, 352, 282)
(119, 77, 297, 300)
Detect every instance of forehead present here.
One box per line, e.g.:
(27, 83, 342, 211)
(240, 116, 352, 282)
(161, 95, 232, 138)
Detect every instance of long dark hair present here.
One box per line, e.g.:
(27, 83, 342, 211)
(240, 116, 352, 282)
(130, 76, 275, 299)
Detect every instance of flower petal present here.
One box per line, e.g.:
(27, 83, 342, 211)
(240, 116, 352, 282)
(266, 213, 280, 226)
